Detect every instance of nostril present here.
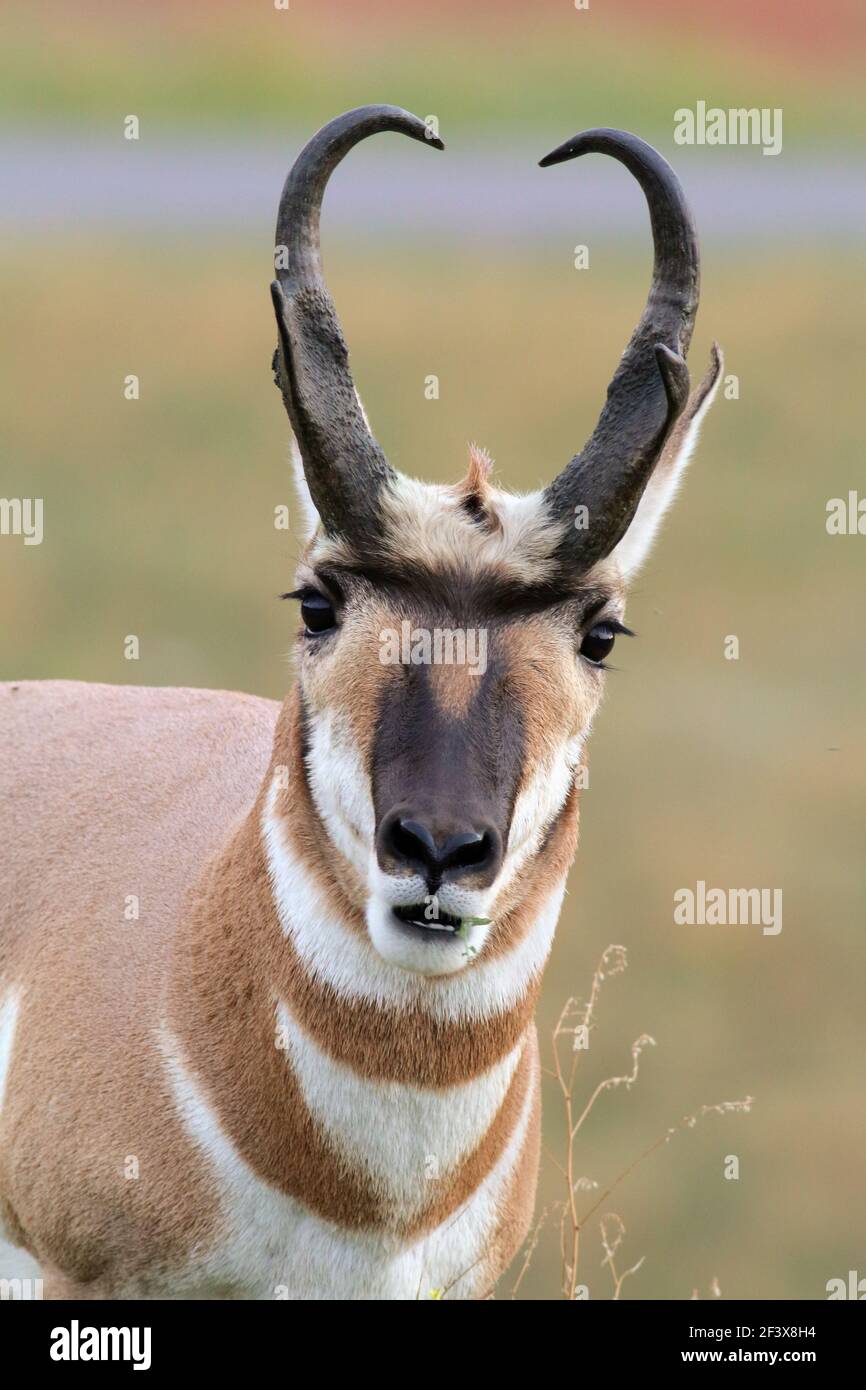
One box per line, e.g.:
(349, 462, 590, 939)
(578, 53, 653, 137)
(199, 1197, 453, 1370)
(440, 830, 491, 872)
(380, 813, 501, 882)
(389, 817, 438, 869)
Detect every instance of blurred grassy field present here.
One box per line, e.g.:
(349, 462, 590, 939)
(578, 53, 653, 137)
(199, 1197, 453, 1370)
(2, 229, 863, 1297)
(3, 0, 865, 146)
(3, 0, 863, 1301)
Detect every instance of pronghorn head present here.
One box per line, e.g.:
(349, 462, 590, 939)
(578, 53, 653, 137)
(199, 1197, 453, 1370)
(271, 107, 722, 978)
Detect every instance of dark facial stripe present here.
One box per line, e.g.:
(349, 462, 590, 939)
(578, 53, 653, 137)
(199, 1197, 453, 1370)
(371, 648, 526, 886)
(317, 561, 616, 624)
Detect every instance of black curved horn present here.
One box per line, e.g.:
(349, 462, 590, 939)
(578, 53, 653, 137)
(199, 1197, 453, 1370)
(271, 106, 444, 538)
(539, 128, 699, 568)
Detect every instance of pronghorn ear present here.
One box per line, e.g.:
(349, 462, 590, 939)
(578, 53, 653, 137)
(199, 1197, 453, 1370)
(290, 437, 322, 541)
(610, 343, 724, 582)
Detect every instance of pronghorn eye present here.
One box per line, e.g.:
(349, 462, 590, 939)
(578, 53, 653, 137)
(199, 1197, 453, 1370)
(579, 621, 617, 667)
(300, 591, 336, 635)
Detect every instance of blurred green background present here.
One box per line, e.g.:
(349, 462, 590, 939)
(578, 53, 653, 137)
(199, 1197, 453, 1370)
(1, 0, 863, 1300)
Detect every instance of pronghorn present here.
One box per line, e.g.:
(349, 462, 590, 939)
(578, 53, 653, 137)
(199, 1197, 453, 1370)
(0, 107, 722, 1301)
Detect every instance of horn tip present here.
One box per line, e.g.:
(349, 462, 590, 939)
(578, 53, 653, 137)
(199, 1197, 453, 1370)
(539, 130, 606, 167)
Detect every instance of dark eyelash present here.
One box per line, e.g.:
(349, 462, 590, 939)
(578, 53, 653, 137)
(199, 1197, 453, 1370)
(582, 618, 636, 640)
(279, 574, 345, 606)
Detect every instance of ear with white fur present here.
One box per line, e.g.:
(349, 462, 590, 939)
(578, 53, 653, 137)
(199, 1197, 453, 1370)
(290, 437, 321, 541)
(610, 343, 724, 582)
(289, 387, 379, 542)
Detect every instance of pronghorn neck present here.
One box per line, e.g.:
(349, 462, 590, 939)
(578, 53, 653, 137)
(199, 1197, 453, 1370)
(167, 688, 579, 1240)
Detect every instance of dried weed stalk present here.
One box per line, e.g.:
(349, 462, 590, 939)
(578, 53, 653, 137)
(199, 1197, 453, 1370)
(518, 945, 753, 1300)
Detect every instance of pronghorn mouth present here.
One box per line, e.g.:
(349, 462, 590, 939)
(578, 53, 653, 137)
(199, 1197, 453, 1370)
(392, 903, 463, 935)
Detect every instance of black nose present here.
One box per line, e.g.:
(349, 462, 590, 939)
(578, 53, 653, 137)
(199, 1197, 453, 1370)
(378, 811, 502, 886)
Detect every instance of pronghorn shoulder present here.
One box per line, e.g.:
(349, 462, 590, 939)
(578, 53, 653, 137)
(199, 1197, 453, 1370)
(0, 680, 279, 790)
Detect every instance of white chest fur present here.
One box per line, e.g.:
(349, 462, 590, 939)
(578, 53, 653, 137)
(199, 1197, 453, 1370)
(157, 1026, 536, 1300)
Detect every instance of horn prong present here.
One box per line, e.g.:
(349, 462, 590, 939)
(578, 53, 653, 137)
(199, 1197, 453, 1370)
(541, 128, 702, 569)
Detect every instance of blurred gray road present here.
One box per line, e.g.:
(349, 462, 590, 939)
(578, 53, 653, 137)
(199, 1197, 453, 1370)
(2, 130, 863, 243)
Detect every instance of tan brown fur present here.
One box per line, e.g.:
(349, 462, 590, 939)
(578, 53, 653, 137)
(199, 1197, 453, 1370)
(480, 1030, 542, 1294)
(0, 681, 275, 1289)
(271, 692, 370, 932)
(0, 677, 551, 1285)
(0, 362, 719, 1295)
(167, 691, 546, 1239)
(167, 804, 385, 1231)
